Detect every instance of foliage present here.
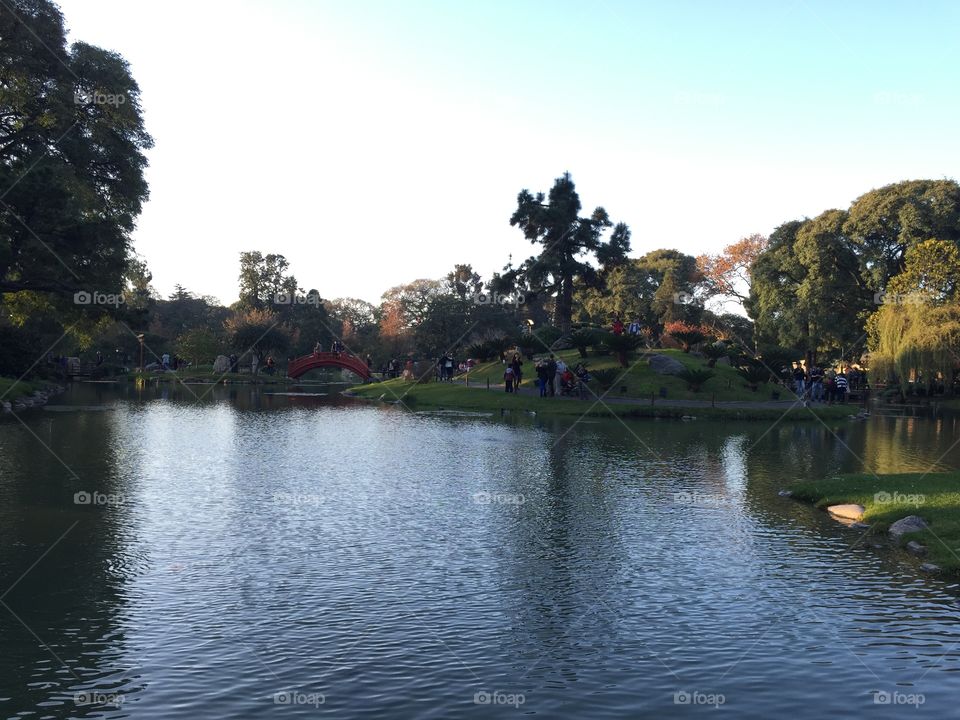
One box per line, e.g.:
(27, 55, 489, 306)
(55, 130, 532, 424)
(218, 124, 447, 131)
(663, 320, 707, 352)
(509, 172, 630, 330)
(600, 332, 641, 367)
(676, 368, 714, 391)
(0, 1, 152, 298)
(589, 368, 621, 391)
(568, 328, 599, 358)
(697, 233, 767, 306)
(223, 308, 293, 364)
(738, 365, 769, 390)
(701, 341, 727, 367)
(176, 327, 225, 365)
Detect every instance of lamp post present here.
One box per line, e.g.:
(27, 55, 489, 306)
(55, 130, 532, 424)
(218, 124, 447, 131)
(137, 334, 144, 371)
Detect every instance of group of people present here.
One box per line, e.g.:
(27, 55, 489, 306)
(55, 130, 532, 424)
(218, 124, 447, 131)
(790, 363, 863, 404)
(314, 339, 346, 355)
(611, 315, 644, 337)
(436, 354, 456, 381)
(504, 353, 591, 399)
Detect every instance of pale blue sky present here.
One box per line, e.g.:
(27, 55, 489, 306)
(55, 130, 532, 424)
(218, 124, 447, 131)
(58, 0, 960, 305)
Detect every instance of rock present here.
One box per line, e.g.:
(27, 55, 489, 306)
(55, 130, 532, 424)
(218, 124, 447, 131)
(889, 515, 928, 538)
(920, 563, 941, 573)
(647, 354, 686, 376)
(906, 541, 927, 556)
(778, 489, 793, 497)
(827, 503, 865, 521)
(212, 355, 231, 373)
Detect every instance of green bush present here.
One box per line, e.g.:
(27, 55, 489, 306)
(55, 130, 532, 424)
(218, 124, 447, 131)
(677, 368, 714, 391)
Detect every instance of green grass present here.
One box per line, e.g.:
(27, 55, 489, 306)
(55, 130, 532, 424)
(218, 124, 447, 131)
(0, 377, 41, 401)
(455, 348, 789, 402)
(788, 472, 960, 573)
(348, 375, 852, 421)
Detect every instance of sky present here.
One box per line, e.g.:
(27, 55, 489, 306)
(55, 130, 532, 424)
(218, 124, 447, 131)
(57, 0, 960, 306)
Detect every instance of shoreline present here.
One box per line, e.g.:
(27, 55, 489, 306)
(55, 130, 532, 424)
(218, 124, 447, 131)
(783, 472, 960, 577)
(346, 379, 858, 421)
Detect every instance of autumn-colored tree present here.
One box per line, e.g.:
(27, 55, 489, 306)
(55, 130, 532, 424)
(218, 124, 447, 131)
(664, 320, 708, 352)
(697, 233, 768, 306)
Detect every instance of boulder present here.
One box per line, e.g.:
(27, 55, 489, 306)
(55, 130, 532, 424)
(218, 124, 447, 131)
(906, 541, 927, 556)
(827, 503, 865, 521)
(889, 515, 928, 538)
(648, 354, 686, 376)
(212, 355, 231, 373)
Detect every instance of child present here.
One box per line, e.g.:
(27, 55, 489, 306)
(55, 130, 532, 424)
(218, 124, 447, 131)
(504, 365, 515, 393)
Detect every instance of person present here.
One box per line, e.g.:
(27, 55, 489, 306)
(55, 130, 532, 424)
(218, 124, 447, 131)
(535, 360, 549, 397)
(444, 354, 455, 381)
(504, 365, 515, 392)
(792, 363, 806, 398)
(161, 352, 170, 370)
(266, 356, 275, 375)
(229, 354, 238, 374)
(808, 364, 823, 403)
(510, 353, 523, 390)
(546, 354, 558, 397)
(612, 316, 624, 336)
(834, 370, 848, 404)
(313, 341, 322, 356)
(366, 354, 373, 370)
(95, 350, 103, 366)
(823, 371, 836, 404)
(554, 357, 567, 397)
(628, 318, 641, 335)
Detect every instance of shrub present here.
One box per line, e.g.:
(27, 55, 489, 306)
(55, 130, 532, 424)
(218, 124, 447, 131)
(677, 368, 714, 391)
(590, 368, 621, 392)
(664, 321, 707, 352)
(701, 341, 728, 368)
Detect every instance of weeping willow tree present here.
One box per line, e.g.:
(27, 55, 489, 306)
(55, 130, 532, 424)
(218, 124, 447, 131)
(867, 239, 960, 391)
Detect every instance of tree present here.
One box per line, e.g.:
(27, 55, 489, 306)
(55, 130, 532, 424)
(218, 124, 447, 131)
(238, 252, 297, 310)
(577, 249, 701, 330)
(664, 320, 707, 352)
(510, 172, 630, 330)
(176, 327, 224, 366)
(697, 233, 767, 308)
(844, 179, 960, 290)
(867, 239, 960, 390)
(0, 1, 152, 296)
(223, 308, 293, 365)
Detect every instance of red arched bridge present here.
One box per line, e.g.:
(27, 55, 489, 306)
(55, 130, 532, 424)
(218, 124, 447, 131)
(287, 352, 372, 380)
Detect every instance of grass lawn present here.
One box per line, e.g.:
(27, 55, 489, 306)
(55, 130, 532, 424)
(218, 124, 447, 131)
(0, 377, 41, 401)
(454, 348, 794, 402)
(349, 375, 852, 422)
(787, 472, 960, 573)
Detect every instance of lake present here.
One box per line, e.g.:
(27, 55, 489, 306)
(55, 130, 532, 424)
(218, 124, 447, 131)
(1, 382, 959, 718)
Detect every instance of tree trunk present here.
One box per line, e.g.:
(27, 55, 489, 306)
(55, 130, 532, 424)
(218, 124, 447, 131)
(553, 274, 574, 331)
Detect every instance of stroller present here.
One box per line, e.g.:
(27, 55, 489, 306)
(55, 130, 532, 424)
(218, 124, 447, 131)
(560, 364, 591, 398)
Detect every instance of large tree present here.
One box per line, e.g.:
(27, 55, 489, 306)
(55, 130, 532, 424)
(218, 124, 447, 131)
(0, 0, 152, 296)
(509, 172, 630, 330)
(844, 179, 960, 290)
